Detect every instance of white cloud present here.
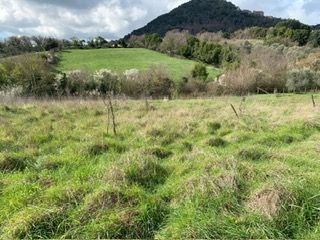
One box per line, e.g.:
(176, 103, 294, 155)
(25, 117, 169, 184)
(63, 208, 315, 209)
(0, 0, 319, 40)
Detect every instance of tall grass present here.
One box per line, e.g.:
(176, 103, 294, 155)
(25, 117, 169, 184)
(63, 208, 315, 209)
(0, 94, 320, 238)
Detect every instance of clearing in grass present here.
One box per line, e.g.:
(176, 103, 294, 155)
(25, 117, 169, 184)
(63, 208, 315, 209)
(59, 48, 221, 80)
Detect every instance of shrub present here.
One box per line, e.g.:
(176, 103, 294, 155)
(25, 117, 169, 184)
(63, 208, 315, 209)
(64, 70, 90, 96)
(267, 20, 311, 46)
(308, 30, 320, 47)
(93, 69, 120, 95)
(159, 30, 189, 55)
(193, 41, 223, 65)
(144, 65, 175, 98)
(286, 69, 320, 92)
(0, 64, 9, 90)
(145, 33, 162, 50)
(191, 64, 208, 81)
(121, 70, 145, 97)
(3, 54, 56, 96)
(178, 78, 207, 95)
(206, 81, 225, 96)
(224, 46, 288, 95)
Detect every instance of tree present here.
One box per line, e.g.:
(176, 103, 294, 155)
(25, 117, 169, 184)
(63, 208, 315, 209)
(0, 42, 5, 56)
(194, 41, 223, 65)
(145, 33, 162, 50)
(159, 30, 189, 55)
(191, 63, 208, 81)
(71, 37, 85, 49)
(4, 36, 24, 55)
(308, 30, 320, 47)
(44, 37, 60, 51)
(180, 36, 199, 58)
(268, 19, 311, 46)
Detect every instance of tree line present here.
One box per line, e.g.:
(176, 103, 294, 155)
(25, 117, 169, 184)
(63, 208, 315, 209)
(0, 36, 126, 58)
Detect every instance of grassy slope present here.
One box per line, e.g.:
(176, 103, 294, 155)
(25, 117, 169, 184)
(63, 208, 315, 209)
(1, 94, 320, 238)
(59, 48, 221, 80)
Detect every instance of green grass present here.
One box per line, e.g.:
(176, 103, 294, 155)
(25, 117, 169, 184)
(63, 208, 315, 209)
(1, 94, 320, 238)
(59, 48, 221, 80)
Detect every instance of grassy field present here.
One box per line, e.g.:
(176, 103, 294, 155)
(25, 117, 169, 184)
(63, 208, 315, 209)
(59, 48, 221, 80)
(1, 94, 320, 238)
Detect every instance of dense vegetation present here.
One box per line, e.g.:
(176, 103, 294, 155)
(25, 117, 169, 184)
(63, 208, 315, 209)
(1, 95, 320, 238)
(1, 1, 320, 98)
(129, 0, 281, 37)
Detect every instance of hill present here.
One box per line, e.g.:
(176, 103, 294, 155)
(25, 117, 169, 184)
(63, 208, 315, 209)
(1, 94, 320, 238)
(59, 48, 221, 80)
(129, 0, 282, 36)
(313, 24, 320, 30)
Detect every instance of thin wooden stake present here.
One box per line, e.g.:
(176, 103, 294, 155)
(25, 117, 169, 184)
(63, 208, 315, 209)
(107, 94, 117, 136)
(312, 95, 316, 108)
(230, 104, 239, 119)
(107, 107, 110, 135)
(145, 96, 149, 112)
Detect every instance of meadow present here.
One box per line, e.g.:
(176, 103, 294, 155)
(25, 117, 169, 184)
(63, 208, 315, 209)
(59, 48, 221, 80)
(1, 94, 320, 239)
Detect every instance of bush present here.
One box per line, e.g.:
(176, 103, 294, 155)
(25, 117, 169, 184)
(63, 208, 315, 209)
(159, 30, 189, 55)
(286, 69, 320, 92)
(63, 70, 91, 96)
(191, 64, 208, 81)
(224, 46, 288, 95)
(121, 70, 145, 97)
(121, 65, 174, 98)
(93, 69, 120, 95)
(0, 64, 9, 90)
(193, 41, 223, 65)
(308, 30, 320, 47)
(145, 33, 162, 50)
(143, 65, 175, 98)
(267, 20, 311, 46)
(7, 54, 56, 96)
(178, 78, 207, 95)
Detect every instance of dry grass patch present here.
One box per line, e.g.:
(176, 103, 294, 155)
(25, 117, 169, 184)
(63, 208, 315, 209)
(246, 187, 288, 219)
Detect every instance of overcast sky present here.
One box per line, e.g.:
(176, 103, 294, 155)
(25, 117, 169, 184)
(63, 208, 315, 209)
(0, 0, 319, 40)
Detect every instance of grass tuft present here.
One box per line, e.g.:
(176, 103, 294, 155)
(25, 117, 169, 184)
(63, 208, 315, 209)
(238, 146, 269, 161)
(208, 122, 222, 134)
(0, 154, 30, 172)
(125, 158, 169, 190)
(208, 137, 227, 147)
